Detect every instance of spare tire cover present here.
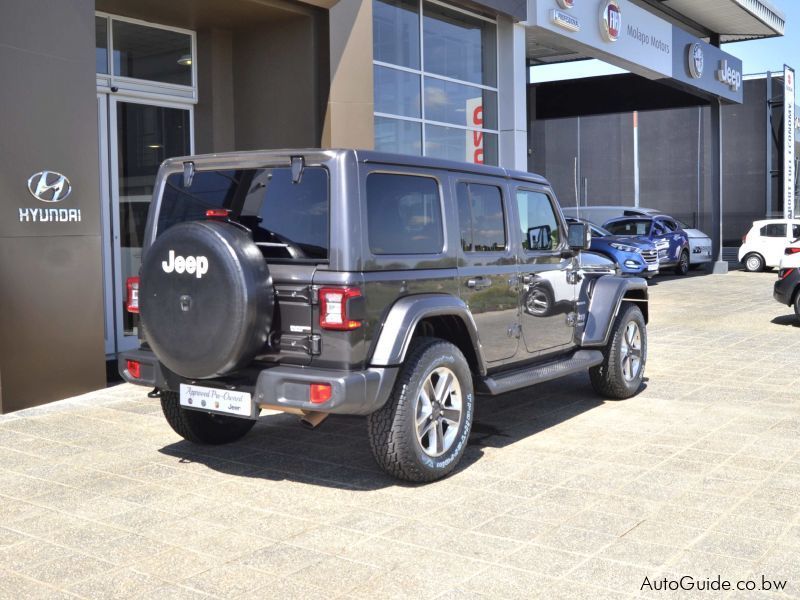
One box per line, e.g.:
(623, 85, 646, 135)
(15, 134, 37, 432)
(140, 220, 273, 379)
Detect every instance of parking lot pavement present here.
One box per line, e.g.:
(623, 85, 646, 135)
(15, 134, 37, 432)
(1, 270, 799, 599)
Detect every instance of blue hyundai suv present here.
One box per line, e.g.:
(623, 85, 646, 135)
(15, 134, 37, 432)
(566, 218, 659, 277)
(604, 216, 691, 276)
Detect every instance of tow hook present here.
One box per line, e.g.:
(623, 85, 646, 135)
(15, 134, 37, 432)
(299, 411, 329, 429)
(147, 388, 161, 398)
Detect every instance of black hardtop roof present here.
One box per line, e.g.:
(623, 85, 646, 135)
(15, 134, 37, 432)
(160, 148, 549, 186)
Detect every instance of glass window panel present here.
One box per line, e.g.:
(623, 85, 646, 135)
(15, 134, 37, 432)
(374, 65, 421, 118)
(516, 190, 560, 251)
(425, 124, 498, 166)
(96, 17, 109, 74)
(375, 117, 422, 156)
(792, 224, 800, 239)
(366, 173, 443, 255)
(373, 0, 420, 69)
(423, 1, 497, 87)
(424, 78, 497, 129)
(762, 223, 787, 237)
(113, 20, 192, 86)
(457, 183, 505, 252)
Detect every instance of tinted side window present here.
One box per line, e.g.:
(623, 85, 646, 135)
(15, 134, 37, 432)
(761, 223, 787, 237)
(651, 221, 667, 235)
(793, 224, 800, 239)
(516, 190, 560, 251)
(367, 173, 443, 255)
(457, 183, 506, 252)
(662, 219, 678, 232)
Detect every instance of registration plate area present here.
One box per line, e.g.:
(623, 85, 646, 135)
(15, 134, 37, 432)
(647, 263, 658, 271)
(179, 384, 254, 418)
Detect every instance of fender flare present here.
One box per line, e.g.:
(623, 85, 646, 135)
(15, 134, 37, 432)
(581, 276, 648, 347)
(369, 294, 487, 375)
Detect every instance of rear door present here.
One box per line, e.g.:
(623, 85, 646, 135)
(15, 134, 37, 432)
(154, 164, 330, 365)
(760, 222, 788, 266)
(455, 178, 519, 363)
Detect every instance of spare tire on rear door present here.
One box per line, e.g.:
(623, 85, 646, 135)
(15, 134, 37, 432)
(140, 220, 273, 379)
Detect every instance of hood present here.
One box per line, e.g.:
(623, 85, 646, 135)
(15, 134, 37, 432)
(592, 235, 655, 250)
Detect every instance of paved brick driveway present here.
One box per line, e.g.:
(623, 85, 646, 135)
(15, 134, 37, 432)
(1, 270, 798, 599)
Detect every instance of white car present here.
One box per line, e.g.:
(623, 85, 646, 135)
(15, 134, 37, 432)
(561, 205, 713, 266)
(738, 219, 800, 272)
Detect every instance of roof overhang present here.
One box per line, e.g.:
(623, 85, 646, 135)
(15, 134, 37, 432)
(635, 0, 785, 41)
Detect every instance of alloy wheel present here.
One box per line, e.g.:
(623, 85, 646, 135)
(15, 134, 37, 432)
(620, 321, 643, 382)
(414, 367, 463, 457)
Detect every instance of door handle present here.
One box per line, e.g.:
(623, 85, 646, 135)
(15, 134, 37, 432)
(466, 277, 491, 290)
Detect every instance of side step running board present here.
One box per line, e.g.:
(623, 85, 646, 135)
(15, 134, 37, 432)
(477, 350, 604, 396)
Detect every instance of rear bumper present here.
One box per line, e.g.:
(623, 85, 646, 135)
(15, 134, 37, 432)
(118, 349, 398, 417)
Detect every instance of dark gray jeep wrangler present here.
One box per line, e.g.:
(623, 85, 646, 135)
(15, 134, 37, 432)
(119, 149, 648, 482)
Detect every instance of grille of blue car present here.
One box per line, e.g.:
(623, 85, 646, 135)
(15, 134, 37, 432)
(642, 250, 658, 264)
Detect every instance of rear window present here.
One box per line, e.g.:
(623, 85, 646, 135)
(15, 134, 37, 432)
(157, 167, 329, 260)
(605, 219, 651, 236)
(366, 173, 444, 255)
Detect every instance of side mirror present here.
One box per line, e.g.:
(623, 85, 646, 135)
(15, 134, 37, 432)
(568, 222, 590, 251)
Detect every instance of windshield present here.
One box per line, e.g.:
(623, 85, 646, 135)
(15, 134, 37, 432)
(157, 167, 329, 261)
(604, 219, 651, 236)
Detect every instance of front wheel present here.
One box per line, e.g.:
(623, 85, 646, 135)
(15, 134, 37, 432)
(160, 391, 257, 445)
(674, 250, 690, 276)
(589, 304, 647, 399)
(367, 338, 474, 483)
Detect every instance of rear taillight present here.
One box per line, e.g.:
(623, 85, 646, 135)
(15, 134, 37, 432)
(742, 234, 747, 243)
(206, 208, 231, 219)
(310, 383, 332, 404)
(319, 287, 362, 330)
(785, 247, 800, 255)
(126, 360, 141, 379)
(780, 268, 795, 280)
(126, 277, 140, 313)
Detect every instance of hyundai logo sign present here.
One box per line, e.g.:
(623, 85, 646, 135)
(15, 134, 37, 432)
(27, 171, 72, 203)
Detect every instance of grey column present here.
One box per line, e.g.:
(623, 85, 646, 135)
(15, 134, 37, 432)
(710, 35, 728, 274)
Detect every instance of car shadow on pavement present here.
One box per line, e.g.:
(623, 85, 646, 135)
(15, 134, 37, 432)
(646, 269, 712, 286)
(157, 372, 610, 490)
(771, 314, 800, 327)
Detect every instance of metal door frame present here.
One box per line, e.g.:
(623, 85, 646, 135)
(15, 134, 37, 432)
(103, 93, 194, 355)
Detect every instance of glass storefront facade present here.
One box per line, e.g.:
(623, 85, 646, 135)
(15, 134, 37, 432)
(373, 0, 499, 165)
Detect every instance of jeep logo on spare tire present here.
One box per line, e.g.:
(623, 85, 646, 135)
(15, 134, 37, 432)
(162, 250, 209, 278)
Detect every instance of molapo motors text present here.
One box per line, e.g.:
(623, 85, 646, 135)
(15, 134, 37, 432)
(19, 207, 82, 222)
(642, 575, 787, 592)
(627, 25, 670, 54)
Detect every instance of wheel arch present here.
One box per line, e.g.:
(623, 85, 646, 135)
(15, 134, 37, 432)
(369, 294, 487, 376)
(581, 276, 649, 347)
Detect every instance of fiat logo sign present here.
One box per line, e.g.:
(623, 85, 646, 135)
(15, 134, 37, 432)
(600, 0, 622, 42)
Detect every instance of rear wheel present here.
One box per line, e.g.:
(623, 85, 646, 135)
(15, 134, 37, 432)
(160, 391, 257, 445)
(743, 253, 764, 272)
(794, 290, 800, 317)
(367, 338, 474, 483)
(589, 304, 647, 399)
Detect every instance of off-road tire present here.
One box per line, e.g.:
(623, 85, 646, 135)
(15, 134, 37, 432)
(160, 391, 257, 445)
(674, 250, 690, 276)
(743, 253, 764, 272)
(367, 338, 474, 483)
(589, 303, 647, 399)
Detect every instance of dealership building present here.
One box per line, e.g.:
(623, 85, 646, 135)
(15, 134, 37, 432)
(0, 0, 785, 412)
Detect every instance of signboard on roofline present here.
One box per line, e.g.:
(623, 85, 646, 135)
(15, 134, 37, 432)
(785, 65, 795, 220)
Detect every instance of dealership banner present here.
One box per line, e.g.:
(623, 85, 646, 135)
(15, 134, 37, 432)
(529, 0, 743, 104)
(785, 65, 795, 220)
